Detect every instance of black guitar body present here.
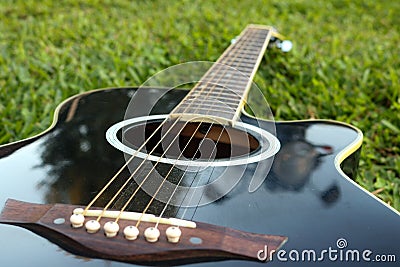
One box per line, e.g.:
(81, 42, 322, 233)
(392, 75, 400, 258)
(0, 87, 398, 266)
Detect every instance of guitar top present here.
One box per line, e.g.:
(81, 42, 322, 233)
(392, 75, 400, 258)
(0, 25, 399, 266)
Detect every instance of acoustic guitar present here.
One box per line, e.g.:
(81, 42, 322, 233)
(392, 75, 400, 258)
(0, 25, 398, 266)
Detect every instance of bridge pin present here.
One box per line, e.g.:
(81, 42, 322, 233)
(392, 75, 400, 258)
(144, 227, 160, 243)
(104, 221, 119, 238)
(73, 208, 84, 214)
(70, 213, 85, 228)
(85, 219, 101, 234)
(124, 225, 139, 240)
(166, 226, 181, 243)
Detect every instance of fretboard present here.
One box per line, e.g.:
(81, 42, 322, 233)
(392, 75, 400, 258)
(170, 25, 277, 124)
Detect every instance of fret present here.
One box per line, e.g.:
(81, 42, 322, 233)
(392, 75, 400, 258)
(223, 44, 262, 53)
(188, 83, 244, 93)
(233, 55, 261, 62)
(226, 58, 260, 65)
(235, 33, 268, 43)
(199, 84, 249, 94)
(177, 97, 241, 107)
(231, 62, 257, 69)
(179, 96, 242, 108)
(221, 53, 260, 65)
(225, 40, 265, 49)
(220, 48, 264, 61)
(199, 70, 251, 81)
(223, 47, 256, 56)
(228, 55, 259, 62)
(171, 111, 234, 123)
(220, 52, 261, 61)
(218, 84, 251, 92)
(179, 99, 240, 112)
(188, 94, 242, 103)
(232, 54, 259, 59)
(229, 53, 260, 60)
(177, 103, 238, 111)
(170, 25, 276, 124)
(191, 84, 248, 95)
(182, 92, 242, 104)
(200, 75, 249, 82)
(200, 71, 249, 80)
(198, 82, 249, 92)
(173, 106, 236, 115)
(225, 60, 258, 68)
(192, 85, 249, 96)
(228, 42, 265, 49)
(199, 78, 248, 87)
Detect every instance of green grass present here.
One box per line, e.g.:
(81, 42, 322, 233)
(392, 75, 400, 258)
(0, 0, 399, 210)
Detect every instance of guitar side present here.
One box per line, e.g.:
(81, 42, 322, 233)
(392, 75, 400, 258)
(0, 87, 398, 266)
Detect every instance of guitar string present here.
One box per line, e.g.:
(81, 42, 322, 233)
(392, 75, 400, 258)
(181, 31, 274, 222)
(116, 29, 266, 225)
(178, 98, 240, 106)
(173, 32, 267, 116)
(139, 79, 243, 227)
(133, 121, 213, 227)
(82, 36, 245, 213)
(94, 56, 252, 217)
(169, 27, 261, 115)
(83, 116, 173, 212)
(83, 27, 265, 226)
(116, 29, 259, 225)
(135, 29, 267, 228)
(127, 29, 268, 227)
(94, 118, 191, 222)
(154, 121, 227, 228)
(82, 32, 249, 214)
(113, 119, 201, 223)
(152, 31, 268, 222)
(136, 96, 242, 227)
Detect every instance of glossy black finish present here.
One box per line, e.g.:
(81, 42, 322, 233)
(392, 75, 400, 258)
(0, 87, 398, 266)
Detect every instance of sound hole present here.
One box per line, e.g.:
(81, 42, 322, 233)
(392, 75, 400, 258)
(123, 120, 260, 160)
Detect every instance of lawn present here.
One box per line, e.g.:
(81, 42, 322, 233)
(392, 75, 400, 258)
(0, 0, 399, 211)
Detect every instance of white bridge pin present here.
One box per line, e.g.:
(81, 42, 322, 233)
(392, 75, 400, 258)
(104, 221, 119, 238)
(123, 225, 139, 240)
(70, 213, 85, 228)
(85, 220, 101, 234)
(166, 226, 181, 243)
(144, 227, 160, 243)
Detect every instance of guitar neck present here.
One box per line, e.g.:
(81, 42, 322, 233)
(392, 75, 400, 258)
(170, 25, 277, 124)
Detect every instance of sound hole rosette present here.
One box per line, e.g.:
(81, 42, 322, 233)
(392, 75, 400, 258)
(106, 114, 280, 206)
(106, 114, 280, 167)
